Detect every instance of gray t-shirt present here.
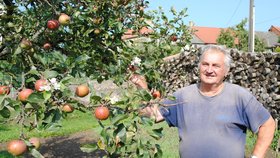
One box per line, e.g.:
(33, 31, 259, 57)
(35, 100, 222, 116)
(160, 82, 271, 158)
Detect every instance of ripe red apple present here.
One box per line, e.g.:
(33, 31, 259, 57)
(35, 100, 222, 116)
(18, 89, 33, 102)
(94, 106, 110, 120)
(35, 79, 48, 92)
(170, 35, 178, 42)
(7, 139, 27, 156)
(20, 38, 32, 49)
(62, 104, 74, 113)
(75, 85, 90, 97)
(152, 90, 161, 99)
(29, 137, 41, 149)
(43, 43, 51, 50)
(58, 13, 71, 25)
(47, 19, 59, 30)
(0, 86, 10, 95)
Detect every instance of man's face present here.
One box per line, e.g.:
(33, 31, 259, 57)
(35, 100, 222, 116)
(199, 50, 228, 86)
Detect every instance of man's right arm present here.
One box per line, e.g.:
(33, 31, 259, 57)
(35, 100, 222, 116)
(139, 105, 165, 123)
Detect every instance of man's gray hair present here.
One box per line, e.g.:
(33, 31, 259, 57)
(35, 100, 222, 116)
(199, 45, 232, 71)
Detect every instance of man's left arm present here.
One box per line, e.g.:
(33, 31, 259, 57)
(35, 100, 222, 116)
(252, 116, 276, 158)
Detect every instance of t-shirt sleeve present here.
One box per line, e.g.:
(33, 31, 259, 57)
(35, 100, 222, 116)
(159, 105, 178, 127)
(243, 95, 271, 133)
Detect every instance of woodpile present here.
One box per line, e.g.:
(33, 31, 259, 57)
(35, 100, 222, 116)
(160, 48, 280, 119)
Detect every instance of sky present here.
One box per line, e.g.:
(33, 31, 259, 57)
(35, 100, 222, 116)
(147, 0, 280, 32)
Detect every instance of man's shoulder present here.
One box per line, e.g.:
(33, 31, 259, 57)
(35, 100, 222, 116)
(174, 84, 198, 95)
(224, 82, 252, 95)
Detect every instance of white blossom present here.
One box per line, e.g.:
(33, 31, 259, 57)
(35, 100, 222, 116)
(40, 85, 51, 91)
(53, 83, 61, 90)
(31, 66, 37, 70)
(131, 57, 141, 66)
(110, 96, 119, 104)
(49, 78, 57, 84)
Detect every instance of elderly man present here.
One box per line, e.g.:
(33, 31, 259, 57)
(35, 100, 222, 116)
(132, 45, 275, 158)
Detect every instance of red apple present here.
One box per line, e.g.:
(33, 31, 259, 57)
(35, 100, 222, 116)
(7, 139, 27, 156)
(170, 35, 178, 42)
(18, 89, 33, 102)
(58, 13, 71, 25)
(152, 90, 161, 99)
(47, 19, 59, 30)
(43, 43, 51, 50)
(75, 85, 90, 97)
(94, 106, 109, 120)
(62, 104, 74, 113)
(0, 86, 10, 95)
(35, 79, 48, 92)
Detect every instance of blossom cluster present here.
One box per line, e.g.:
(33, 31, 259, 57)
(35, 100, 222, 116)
(39, 78, 61, 91)
(130, 57, 141, 66)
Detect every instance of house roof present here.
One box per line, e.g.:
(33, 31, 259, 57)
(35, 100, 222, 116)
(190, 34, 204, 44)
(255, 31, 279, 47)
(121, 27, 153, 40)
(268, 25, 280, 36)
(192, 26, 225, 44)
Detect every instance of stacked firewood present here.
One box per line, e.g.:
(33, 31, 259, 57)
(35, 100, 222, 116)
(160, 48, 280, 119)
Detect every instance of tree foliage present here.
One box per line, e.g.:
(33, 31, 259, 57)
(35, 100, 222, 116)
(217, 19, 266, 52)
(0, 0, 191, 157)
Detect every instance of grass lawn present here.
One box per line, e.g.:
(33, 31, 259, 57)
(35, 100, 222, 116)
(0, 110, 98, 143)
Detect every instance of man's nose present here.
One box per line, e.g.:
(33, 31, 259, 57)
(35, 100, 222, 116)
(206, 66, 213, 72)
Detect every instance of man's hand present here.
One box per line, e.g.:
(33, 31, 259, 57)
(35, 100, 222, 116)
(129, 74, 148, 89)
(139, 105, 164, 123)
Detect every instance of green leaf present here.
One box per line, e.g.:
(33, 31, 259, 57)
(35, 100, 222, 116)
(97, 139, 106, 150)
(14, 47, 22, 55)
(45, 122, 62, 131)
(154, 144, 163, 158)
(26, 77, 36, 83)
(43, 91, 52, 101)
(27, 93, 45, 103)
(90, 95, 102, 102)
(42, 70, 58, 79)
(140, 116, 154, 126)
(113, 123, 126, 139)
(0, 106, 11, 118)
(111, 114, 129, 125)
(30, 148, 44, 158)
(75, 54, 90, 63)
(80, 143, 98, 153)
(148, 127, 163, 140)
(0, 95, 5, 106)
(27, 69, 40, 75)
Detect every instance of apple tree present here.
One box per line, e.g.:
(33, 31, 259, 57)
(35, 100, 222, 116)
(0, 0, 192, 157)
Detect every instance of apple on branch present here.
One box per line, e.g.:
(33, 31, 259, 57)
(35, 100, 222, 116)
(58, 13, 71, 25)
(47, 19, 59, 30)
(94, 106, 110, 120)
(7, 140, 27, 156)
(0, 85, 10, 95)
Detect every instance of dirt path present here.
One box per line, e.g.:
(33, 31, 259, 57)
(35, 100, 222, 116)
(0, 130, 105, 158)
(28, 130, 105, 158)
